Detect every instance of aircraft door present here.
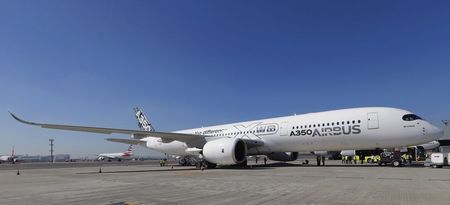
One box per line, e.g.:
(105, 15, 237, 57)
(280, 121, 289, 136)
(367, 112, 379, 129)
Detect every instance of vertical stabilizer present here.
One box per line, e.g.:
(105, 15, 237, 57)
(125, 145, 133, 155)
(133, 107, 155, 132)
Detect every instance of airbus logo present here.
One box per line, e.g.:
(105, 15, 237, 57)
(290, 125, 361, 137)
(234, 122, 279, 139)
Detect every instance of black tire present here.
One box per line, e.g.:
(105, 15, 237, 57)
(392, 160, 401, 167)
(238, 160, 248, 167)
(204, 161, 217, 169)
(367, 159, 372, 164)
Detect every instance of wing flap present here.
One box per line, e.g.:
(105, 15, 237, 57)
(106, 138, 146, 145)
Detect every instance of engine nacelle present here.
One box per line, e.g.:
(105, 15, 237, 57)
(202, 138, 247, 165)
(267, 152, 299, 161)
(340, 150, 356, 156)
(312, 151, 328, 156)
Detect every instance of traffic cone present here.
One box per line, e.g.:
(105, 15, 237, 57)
(17, 169, 20, 175)
(99, 167, 102, 173)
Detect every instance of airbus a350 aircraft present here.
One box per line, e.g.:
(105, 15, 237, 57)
(10, 107, 443, 168)
(97, 145, 134, 162)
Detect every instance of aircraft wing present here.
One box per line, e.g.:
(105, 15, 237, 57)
(10, 112, 207, 147)
(10, 112, 265, 148)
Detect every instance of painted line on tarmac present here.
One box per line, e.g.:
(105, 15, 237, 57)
(377, 177, 412, 180)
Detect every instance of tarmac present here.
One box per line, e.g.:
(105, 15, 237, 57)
(1, 160, 450, 205)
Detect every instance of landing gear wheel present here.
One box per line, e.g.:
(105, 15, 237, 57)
(238, 160, 248, 168)
(203, 161, 217, 169)
(392, 160, 401, 167)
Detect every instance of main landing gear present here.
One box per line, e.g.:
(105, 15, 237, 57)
(316, 156, 326, 166)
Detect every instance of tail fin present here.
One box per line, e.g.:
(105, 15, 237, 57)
(133, 107, 155, 132)
(125, 145, 133, 154)
(11, 146, 15, 157)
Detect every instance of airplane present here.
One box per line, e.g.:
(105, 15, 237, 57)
(0, 146, 17, 164)
(98, 145, 134, 162)
(10, 107, 444, 168)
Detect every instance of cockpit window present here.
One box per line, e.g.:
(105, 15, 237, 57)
(402, 114, 422, 121)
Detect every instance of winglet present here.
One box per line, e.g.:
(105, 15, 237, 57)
(9, 112, 40, 126)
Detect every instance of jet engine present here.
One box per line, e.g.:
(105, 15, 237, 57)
(202, 138, 247, 165)
(266, 152, 299, 161)
(340, 150, 356, 156)
(312, 151, 328, 156)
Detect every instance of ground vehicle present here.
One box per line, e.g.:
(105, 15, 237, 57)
(364, 155, 381, 163)
(378, 152, 403, 167)
(430, 153, 444, 168)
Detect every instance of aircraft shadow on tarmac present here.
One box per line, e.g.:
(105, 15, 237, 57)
(76, 162, 426, 174)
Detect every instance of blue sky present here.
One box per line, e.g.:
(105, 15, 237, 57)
(1, 1, 449, 157)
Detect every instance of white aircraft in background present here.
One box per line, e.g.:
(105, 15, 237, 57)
(0, 147, 17, 164)
(11, 107, 444, 168)
(98, 145, 134, 162)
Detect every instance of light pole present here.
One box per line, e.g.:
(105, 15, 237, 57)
(49, 139, 54, 163)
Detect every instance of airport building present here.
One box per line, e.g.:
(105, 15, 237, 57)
(17, 154, 70, 162)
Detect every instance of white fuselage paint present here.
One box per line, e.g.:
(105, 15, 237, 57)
(98, 152, 133, 160)
(0, 155, 12, 162)
(142, 107, 443, 156)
